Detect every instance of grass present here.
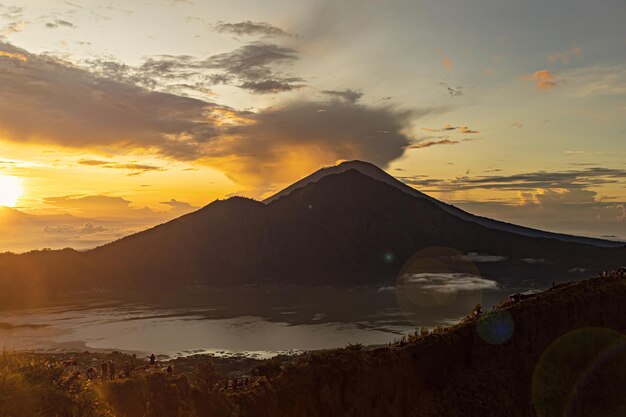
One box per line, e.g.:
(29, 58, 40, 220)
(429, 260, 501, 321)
(0, 352, 111, 417)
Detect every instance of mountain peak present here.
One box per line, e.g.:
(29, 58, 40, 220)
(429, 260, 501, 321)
(263, 160, 431, 204)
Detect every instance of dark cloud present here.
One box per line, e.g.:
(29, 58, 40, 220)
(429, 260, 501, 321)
(406, 138, 459, 149)
(322, 89, 363, 103)
(440, 82, 462, 97)
(1, 42, 422, 187)
(214, 20, 290, 37)
(86, 43, 303, 95)
(209, 100, 420, 186)
(205, 42, 303, 93)
(45, 19, 75, 29)
(0, 41, 231, 160)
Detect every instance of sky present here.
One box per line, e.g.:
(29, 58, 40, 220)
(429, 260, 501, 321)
(0, 0, 625, 252)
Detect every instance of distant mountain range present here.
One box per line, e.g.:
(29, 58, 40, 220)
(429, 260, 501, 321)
(0, 161, 624, 301)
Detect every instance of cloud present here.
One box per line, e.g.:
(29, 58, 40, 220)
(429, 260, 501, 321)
(0, 4, 25, 38)
(521, 69, 561, 90)
(458, 126, 479, 134)
(456, 253, 507, 263)
(564, 65, 626, 97)
(214, 21, 290, 37)
(0, 41, 229, 161)
(421, 124, 479, 134)
(510, 122, 523, 128)
(406, 138, 459, 149)
(43, 195, 156, 218)
(208, 100, 419, 186)
(440, 82, 462, 96)
(402, 273, 498, 293)
(45, 19, 75, 29)
(321, 89, 363, 103)
(78, 159, 165, 175)
(0, 49, 26, 61)
(548, 46, 582, 65)
(159, 199, 198, 211)
(44, 223, 108, 235)
(205, 42, 303, 93)
(402, 167, 626, 193)
(441, 56, 453, 72)
(91, 42, 304, 95)
(402, 167, 626, 240)
(522, 258, 547, 265)
(0, 42, 422, 187)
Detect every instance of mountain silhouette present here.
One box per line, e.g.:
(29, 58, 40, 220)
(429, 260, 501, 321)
(0, 161, 624, 300)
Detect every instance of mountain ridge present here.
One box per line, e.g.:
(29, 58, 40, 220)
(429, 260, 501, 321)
(0, 164, 624, 302)
(264, 160, 624, 248)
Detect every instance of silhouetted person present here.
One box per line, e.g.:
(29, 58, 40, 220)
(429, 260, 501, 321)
(472, 303, 483, 318)
(166, 365, 172, 374)
(109, 361, 116, 380)
(86, 367, 96, 380)
(124, 362, 132, 377)
(101, 362, 108, 379)
(150, 354, 156, 366)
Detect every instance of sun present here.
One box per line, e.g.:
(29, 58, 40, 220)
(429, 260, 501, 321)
(0, 175, 24, 207)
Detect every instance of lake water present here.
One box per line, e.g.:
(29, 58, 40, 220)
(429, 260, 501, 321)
(0, 276, 540, 358)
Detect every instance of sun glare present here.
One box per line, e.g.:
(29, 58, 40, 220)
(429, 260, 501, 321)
(0, 175, 24, 207)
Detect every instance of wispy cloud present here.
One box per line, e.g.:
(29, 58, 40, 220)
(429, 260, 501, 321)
(564, 65, 626, 97)
(401, 167, 626, 192)
(406, 138, 459, 149)
(78, 159, 165, 175)
(421, 124, 480, 134)
(401, 273, 498, 293)
(44, 223, 109, 235)
(214, 20, 291, 37)
(0, 4, 25, 38)
(321, 89, 363, 103)
(548, 46, 582, 65)
(45, 19, 75, 29)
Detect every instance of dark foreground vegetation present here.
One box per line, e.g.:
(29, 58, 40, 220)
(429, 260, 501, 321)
(1, 274, 625, 417)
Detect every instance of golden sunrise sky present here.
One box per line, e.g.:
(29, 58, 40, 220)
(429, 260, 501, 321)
(0, 0, 625, 251)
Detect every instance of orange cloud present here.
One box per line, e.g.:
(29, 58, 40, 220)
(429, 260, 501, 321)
(0, 50, 27, 62)
(521, 69, 560, 90)
(441, 56, 454, 72)
(458, 126, 479, 134)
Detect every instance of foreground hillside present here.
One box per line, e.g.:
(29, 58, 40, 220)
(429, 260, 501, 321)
(1, 274, 624, 416)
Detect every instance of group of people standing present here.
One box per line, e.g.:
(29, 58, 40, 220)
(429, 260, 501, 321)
(82, 353, 162, 381)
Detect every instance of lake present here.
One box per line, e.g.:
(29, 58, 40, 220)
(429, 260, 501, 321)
(0, 275, 541, 358)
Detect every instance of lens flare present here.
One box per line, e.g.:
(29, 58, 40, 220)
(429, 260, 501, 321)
(532, 327, 626, 417)
(0, 175, 24, 207)
(395, 247, 494, 327)
(476, 310, 515, 345)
